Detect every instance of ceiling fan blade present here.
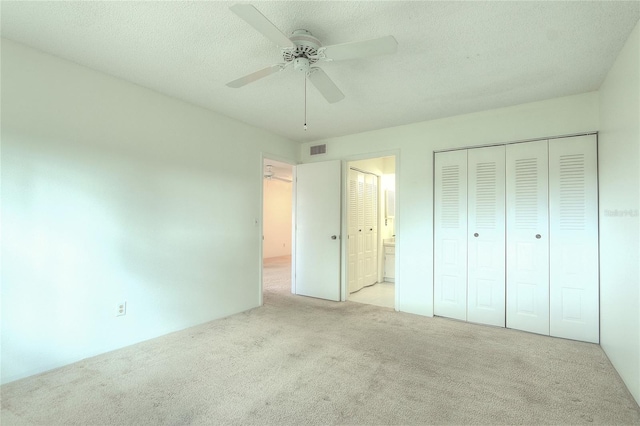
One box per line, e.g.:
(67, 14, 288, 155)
(226, 64, 283, 88)
(307, 68, 345, 103)
(319, 35, 398, 61)
(229, 4, 295, 49)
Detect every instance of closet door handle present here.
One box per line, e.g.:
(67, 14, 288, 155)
(473, 233, 479, 238)
(535, 234, 542, 239)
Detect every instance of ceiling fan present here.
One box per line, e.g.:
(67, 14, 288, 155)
(264, 164, 292, 183)
(226, 3, 398, 104)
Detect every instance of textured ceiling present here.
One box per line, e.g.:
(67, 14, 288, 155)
(2, 1, 639, 143)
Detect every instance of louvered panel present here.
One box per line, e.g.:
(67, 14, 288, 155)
(434, 150, 468, 321)
(347, 169, 360, 293)
(475, 162, 497, 229)
(370, 174, 378, 284)
(349, 177, 358, 223)
(356, 171, 365, 228)
(441, 165, 461, 229)
(514, 158, 539, 229)
(372, 179, 378, 215)
(364, 181, 374, 226)
(558, 154, 586, 231)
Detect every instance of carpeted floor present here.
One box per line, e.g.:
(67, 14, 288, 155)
(2, 255, 639, 425)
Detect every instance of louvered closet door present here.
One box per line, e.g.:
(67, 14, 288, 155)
(506, 141, 550, 335)
(549, 135, 599, 343)
(364, 173, 378, 286)
(434, 150, 468, 321)
(347, 169, 359, 293)
(371, 175, 378, 283)
(356, 172, 365, 291)
(467, 146, 506, 327)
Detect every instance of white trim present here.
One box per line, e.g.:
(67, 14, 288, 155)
(433, 131, 599, 153)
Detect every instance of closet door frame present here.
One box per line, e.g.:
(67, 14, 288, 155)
(433, 133, 599, 344)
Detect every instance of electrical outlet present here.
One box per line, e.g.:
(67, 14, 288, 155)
(116, 301, 126, 317)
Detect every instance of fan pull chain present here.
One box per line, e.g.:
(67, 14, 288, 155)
(303, 74, 307, 131)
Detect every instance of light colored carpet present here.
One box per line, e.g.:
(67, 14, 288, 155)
(2, 255, 639, 425)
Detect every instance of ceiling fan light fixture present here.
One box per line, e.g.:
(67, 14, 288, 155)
(294, 57, 310, 73)
(264, 164, 274, 178)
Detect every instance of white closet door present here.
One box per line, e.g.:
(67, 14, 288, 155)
(347, 169, 359, 293)
(434, 150, 468, 321)
(371, 175, 378, 284)
(549, 135, 599, 343)
(506, 140, 550, 335)
(364, 173, 377, 286)
(467, 146, 506, 327)
(356, 172, 365, 291)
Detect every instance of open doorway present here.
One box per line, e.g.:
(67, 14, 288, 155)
(346, 156, 396, 308)
(262, 158, 293, 300)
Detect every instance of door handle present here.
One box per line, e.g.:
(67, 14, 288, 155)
(331, 235, 338, 240)
(473, 233, 479, 237)
(535, 234, 542, 239)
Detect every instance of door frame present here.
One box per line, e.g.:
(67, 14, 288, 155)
(259, 153, 296, 307)
(260, 149, 400, 308)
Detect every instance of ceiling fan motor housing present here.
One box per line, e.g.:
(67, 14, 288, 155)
(283, 29, 321, 69)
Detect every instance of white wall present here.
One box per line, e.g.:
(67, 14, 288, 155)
(1, 39, 298, 384)
(598, 20, 640, 404)
(263, 179, 292, 258)
(301, 92, 599, 317)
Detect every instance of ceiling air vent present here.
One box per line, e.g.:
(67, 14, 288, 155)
(310, 144, 327, 156)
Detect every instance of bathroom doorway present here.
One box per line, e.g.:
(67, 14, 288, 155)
(346, 156, 396, 309)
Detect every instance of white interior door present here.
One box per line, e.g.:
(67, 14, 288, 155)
(467, 146, 506, 327)
(549, 135, 599, 343)
(434, 150, 468, 321)
(506, 140, 550, 335)
(295, 160, 342, 301)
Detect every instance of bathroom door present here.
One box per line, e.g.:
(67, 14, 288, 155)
(294, 160, 342, 301)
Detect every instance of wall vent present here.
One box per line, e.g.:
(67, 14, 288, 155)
(310, 144, 327, 156)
